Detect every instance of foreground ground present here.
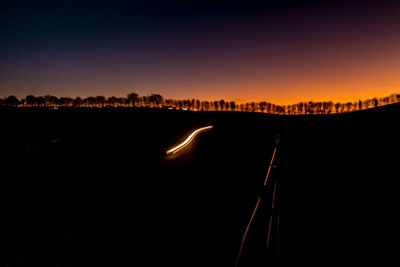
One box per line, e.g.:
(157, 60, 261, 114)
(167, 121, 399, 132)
(1, 105, 399, 266)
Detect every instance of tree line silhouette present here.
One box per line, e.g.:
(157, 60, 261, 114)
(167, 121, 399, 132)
(1, 92, 399, 114)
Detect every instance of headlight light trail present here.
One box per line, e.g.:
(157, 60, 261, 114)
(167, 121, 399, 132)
(166, 126, 213, 155)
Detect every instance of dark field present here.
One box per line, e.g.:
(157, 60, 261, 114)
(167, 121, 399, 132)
(1, 105, 399, 266)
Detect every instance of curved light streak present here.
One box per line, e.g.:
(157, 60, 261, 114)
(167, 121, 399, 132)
(166, 126, 213, 155)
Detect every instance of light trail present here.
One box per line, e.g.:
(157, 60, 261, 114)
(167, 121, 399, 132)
(166, 126, 213, 155)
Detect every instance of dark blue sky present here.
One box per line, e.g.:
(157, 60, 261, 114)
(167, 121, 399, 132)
(1, 0, 400, 104)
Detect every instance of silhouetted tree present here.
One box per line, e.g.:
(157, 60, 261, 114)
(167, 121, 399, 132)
(44, 95, 59, 107)
(372, 98, 378, 108)
(86, 97, 96, 106)
(140, 96, 147, 106)
(4, 95, 20, 106)
(127, 92, 139, 107)
(74, 97, 83, 106)
(204, 101, 210, 111)
(95, 96, 106, 107)
(230, 101, 236, 111)
(60, 97, 73, 106)
(149, 94, 163, 107)
(35, 96, 45, 106)
(315, 102, 322, 114)
(219, 100, 225, 111)
(266, 102, 272, 113)
(121, 97, 128, 107)
(321, 102, 326, 113)
(325, 101, 333, 114)
(250, 102, 256, 112)
(307, 101, 314, 114)
(286, 105, 292, 114)
(195, 99, 201, 110)
(345, 102, 352, 112)
(25, 95, 37, 106)
(259, 101, 267, 113)
(213, 101, 219, 111)
(182, 99, 189, 109)
(334, 103, 340, 113)
(107, 96, 117, 107)
(352, 101, 357, 111)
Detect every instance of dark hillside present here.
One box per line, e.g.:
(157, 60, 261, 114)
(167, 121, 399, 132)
(278, 103, 400, 267)
(0, 104, 398, 266)
(0, 107, 280, 266)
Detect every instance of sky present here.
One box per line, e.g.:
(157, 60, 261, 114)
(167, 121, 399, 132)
(1, 0, 400, 104)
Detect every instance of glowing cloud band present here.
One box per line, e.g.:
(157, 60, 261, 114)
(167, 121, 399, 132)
(166, 126, 213, 155)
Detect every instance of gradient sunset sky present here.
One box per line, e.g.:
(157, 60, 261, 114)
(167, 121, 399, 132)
(1, 0, 400, 104)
